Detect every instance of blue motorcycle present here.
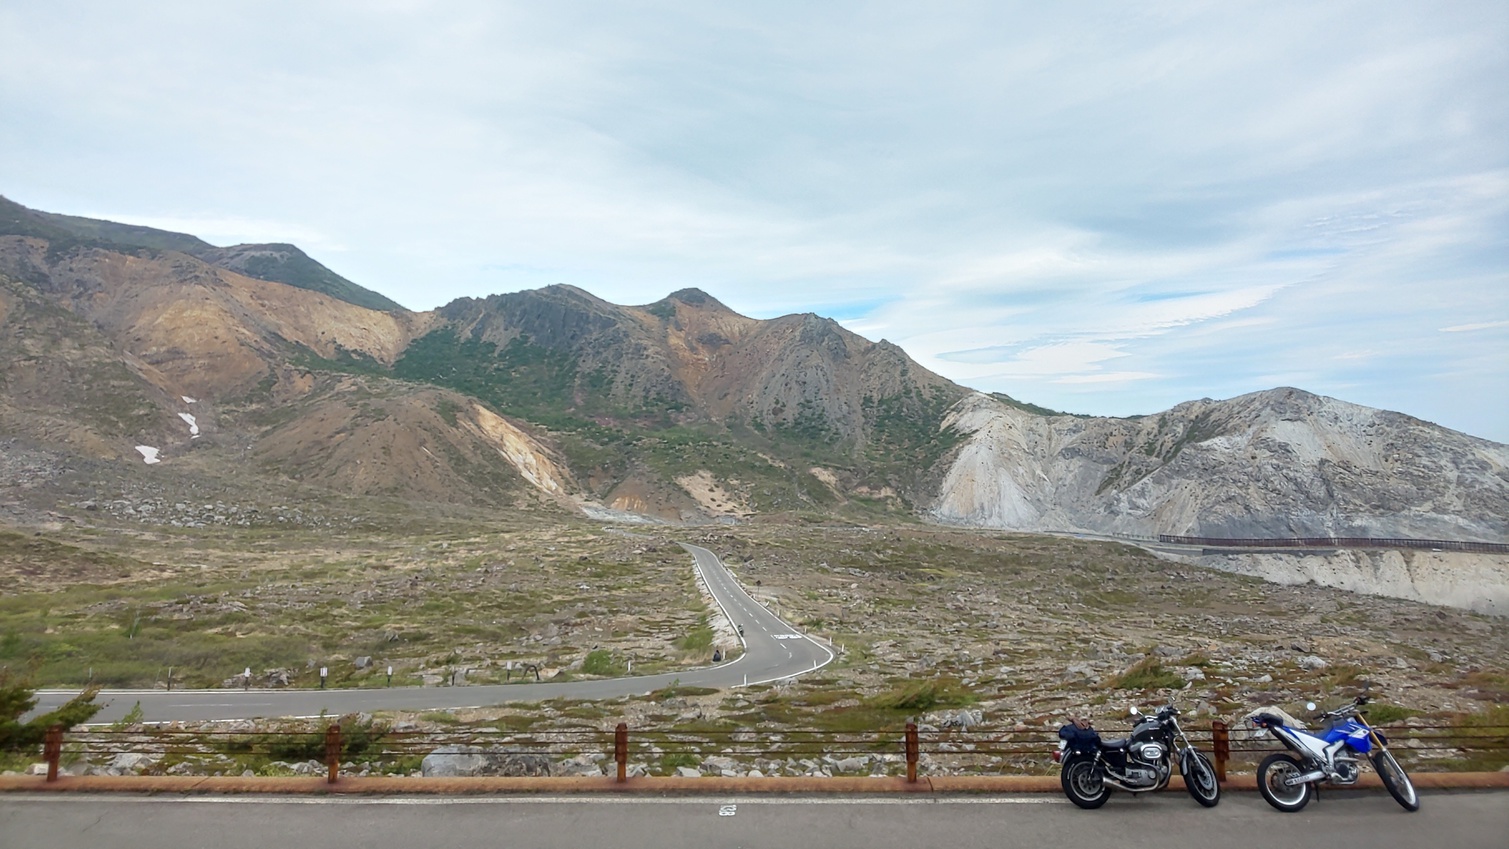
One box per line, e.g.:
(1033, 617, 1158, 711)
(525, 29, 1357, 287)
(1250, 695, 1419, 813)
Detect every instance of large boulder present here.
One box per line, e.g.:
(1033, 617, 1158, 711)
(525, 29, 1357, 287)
(420, 746, 554, 777)
(108, 752, 161, 775)
(1235, 706, 1308, 743)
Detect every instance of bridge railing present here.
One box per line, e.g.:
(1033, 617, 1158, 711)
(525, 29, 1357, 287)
(26, 719, 1509, 783)
(1156, 535, 1509, 554)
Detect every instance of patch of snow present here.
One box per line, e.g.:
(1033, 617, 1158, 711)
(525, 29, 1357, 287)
(178, 412, 199, 436)
(181, 396, 197, 404)
(135, 446, 161, 465)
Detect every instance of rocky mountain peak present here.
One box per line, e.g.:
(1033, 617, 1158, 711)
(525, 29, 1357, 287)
(663, 287, 725, 309)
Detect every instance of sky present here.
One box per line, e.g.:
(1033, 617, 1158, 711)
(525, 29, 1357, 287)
(2, 1, 1506, 442)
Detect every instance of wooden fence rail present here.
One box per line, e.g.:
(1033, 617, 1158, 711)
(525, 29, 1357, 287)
(30, 720, 1509, 784)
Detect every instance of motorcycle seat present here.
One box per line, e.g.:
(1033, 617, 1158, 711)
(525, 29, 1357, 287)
(1100, 738, 1129, 750)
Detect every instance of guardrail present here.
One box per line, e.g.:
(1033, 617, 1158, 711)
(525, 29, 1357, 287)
(24, 719, 1509, 783)
(1156, 535, 1509, 554)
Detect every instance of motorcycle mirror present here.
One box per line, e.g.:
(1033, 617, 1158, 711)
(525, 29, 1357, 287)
(1305, 701, 1317, 712)
(1129, 705, 1141, 716)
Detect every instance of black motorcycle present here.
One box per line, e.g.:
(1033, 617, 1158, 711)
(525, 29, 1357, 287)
(1054, 704, 1221, 809)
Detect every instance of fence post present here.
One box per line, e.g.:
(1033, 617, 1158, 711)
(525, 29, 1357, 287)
(905, 722, 919, 784)
(1211, 720, 1229, 783)
(615, 723, 628, 783)
(44, 724, 63, 782)
(325, 724, 342, 784)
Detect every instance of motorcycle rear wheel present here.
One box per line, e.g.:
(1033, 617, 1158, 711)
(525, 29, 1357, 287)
(1371, 749, 1420, 812)
(1257, 753, 1313, 813)
(1181, 751, 1221, 807)
(1061, 758, 1111, 809)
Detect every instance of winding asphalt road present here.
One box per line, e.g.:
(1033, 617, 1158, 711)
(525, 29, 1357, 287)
(28, 543, 834, 724)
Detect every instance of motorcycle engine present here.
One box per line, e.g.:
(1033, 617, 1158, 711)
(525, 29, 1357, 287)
(1331, 757, 1360, 785)
(1121, 766, 1158, 786)
(1109, 742, 1166, 788)
(1130, 742, 1165, 764)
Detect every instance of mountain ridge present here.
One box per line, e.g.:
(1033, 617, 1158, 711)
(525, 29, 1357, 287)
(1, 196, 1503, 562)
(0, 195, 403, 312)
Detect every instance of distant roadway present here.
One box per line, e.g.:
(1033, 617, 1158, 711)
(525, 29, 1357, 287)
(29, 543, 834, 724)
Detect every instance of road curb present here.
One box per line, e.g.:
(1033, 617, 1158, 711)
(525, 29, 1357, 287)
(3, 772, 1505, 795)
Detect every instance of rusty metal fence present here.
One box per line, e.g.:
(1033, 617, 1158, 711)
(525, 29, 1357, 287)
(25, 718, 1509, 784)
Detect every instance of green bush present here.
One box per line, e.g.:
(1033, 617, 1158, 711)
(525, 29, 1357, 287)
(677, 617, 714, 653)
(1362, 703, 1421, 725)
(0, 669, 102, 751)
(865, 678, 975, 712)
(1108, 658, 1184, 690)
(582, 649, 625, 676)
(215, 714, 391, 764)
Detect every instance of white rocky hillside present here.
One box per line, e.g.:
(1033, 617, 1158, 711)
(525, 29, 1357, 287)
(928, 388, 1509, 612)
(930, 387, 1508, 540)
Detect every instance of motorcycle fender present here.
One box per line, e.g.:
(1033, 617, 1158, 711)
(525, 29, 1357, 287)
(1178, 748, 1196, 774)
(1274, 725, 1330, 761)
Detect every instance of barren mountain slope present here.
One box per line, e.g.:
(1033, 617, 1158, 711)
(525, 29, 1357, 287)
(246, 380, 573, 507)
(0, 273, 182, 456)
(929, 390, 1509, 612)
(0, 237, 431, 398)
(0, 240, 562, 504)
(405, 285, 967, 511)
(1, 194, 402, 311)
(932, 389, 1509, 541)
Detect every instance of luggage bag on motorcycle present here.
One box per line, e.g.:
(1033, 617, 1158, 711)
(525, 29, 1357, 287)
(1058, 723, 1101, 754)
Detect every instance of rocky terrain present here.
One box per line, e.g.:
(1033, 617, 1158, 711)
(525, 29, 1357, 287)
(7, 520, 1506, 779)
(1195, 548, 1509, 616)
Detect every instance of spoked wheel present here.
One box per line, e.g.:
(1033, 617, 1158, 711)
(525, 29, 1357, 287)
(1181, 751, 1221, 807)
(1372, 749, 1420, 812)
(1257, 753, 1314, 813)
(1061, 757, 1111, 809)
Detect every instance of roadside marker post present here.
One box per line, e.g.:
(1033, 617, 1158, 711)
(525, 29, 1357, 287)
(44, 724, 63, 782)
(905, 723, 919, 783)
(1211, 720, 1230, 783)
(615, 723, 629, 783)
(324, 724, 342, 784)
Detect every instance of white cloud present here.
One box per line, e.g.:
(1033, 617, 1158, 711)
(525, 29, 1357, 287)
(1441, 320, 1509, 333)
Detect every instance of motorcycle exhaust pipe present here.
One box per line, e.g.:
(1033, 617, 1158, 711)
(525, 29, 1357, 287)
(1285, 769, 1327, 786)
(1100, 775, 1158, 793)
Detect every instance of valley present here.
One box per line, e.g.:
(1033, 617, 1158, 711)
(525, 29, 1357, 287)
(3, 462, 1505, 774)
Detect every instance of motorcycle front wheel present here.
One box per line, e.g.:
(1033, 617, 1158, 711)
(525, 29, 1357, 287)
(1060, 757, 1111, 809)
(1181, 751, 1221, 807)
(1257, 753, 1314, 813)
(1371, 749, 1420, 812)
